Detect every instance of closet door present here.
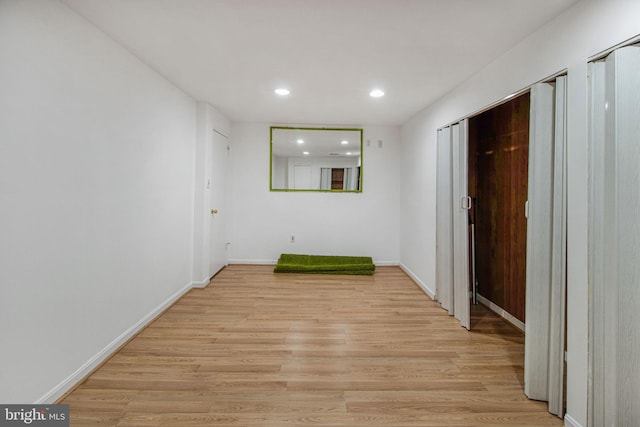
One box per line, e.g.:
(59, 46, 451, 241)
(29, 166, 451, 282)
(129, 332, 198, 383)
(547, 76, 567, 417)
(452, 120, 470, 330)
(524, 82, 555, 402)
(524, 77, 568, 416)
(608, 45, 640, 427)
(436, 127, 454, 314)
(588, 58, 607, 427)
(589, 45, 640, 427)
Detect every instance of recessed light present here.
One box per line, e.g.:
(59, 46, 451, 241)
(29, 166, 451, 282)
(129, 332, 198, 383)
(297, 139, 304, 144)
(370, 89, 385, 98)
(346, 152, 352, 156)
(303, 151, 309, 155)
(275, 88, 290, 96)
(341, 140, 349, 145)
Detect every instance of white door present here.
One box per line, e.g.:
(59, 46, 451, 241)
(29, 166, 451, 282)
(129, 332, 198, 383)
(524, 78, 568, 417)
(588, 45, 640, 427)
(452, 120, 470, 330)
(547, 76, 567, 417)
(209, 130, 228, 277)
(605, 45, 640, 427)
(524, 82, 555, 402)
(524, 83, 554, 401)
(436, 126, 454, 314)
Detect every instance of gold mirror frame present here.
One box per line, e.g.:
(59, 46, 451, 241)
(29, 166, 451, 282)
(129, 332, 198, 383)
(270, 126, 363, 192)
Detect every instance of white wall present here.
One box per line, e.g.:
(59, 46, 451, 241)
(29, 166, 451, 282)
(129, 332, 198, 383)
(399, 2, 640, 426)
(228, 123, 400, 264)
(0, 1, 197, 403)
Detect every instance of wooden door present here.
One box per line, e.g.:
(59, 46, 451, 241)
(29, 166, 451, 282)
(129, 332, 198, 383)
(469, 93, 530, 322)
(331, 168, 344, 190)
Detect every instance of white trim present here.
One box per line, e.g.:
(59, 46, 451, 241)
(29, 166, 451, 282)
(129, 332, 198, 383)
(437, 69, 567, 131)
(213, 127, 229, 139)
(228, 259, 278, 265)
(399, 263, 435, 300)
(564, 413, 584, 427)
(373, 260, 399, 266)
(190, 278, 210, 288)
(228, 259, 400, 267)
(587, 34, 640, 62)
(35, 281, 193, 404)
(477, 294, 525, 332)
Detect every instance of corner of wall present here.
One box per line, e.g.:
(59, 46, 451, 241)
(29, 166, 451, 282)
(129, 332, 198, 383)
(399, 263, 435, 300)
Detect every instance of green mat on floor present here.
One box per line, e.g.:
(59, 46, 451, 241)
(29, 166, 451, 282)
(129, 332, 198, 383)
(274, 253, 375, 275)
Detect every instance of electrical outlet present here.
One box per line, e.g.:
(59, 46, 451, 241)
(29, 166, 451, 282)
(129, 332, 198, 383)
(290, 235, 295, 243)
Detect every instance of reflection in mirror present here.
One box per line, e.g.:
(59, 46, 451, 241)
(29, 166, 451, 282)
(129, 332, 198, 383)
(270, 126, 363, 192)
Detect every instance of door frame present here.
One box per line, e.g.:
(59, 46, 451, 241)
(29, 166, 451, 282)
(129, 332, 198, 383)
(436, 74, 568, 417)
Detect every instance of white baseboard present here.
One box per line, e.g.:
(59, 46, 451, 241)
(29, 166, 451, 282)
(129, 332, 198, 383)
(373, 260, 400, 266)
(564, 413, 584, 427)
(36, 281, 193, 404)
(190, 278, 210, 288)
(477, 294, 525, 332)
(227, 259, 400, 266)
(228, 259, 277, 265)
(399, 263, 435, 299)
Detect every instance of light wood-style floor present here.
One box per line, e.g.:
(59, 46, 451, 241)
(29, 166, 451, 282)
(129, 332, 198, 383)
(61, 265, 562, 426)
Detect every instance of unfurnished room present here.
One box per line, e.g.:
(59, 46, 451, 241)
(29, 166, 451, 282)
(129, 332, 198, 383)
(1, 1, 639, 426)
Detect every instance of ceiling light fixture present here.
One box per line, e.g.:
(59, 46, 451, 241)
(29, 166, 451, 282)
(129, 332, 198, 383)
(370, 89, 385, 98)
(275, 88, 290, 96)
(341, 140, 349, 145)
(303, 151, 310, 155)
(297, 139, 304, 144)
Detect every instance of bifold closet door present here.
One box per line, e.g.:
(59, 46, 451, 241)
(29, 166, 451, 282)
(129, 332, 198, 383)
(524, 77, 567, 417)
(524, 82, 554, 402)
(588, 58, 607, 427)
(589, 45, 640, 427)
(547, 76, 567, 417)
(436, 126, 454, 314)
(452, 120, 470, 330)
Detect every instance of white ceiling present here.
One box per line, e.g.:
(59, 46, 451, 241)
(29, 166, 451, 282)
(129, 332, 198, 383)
(62, 0, 579, 126)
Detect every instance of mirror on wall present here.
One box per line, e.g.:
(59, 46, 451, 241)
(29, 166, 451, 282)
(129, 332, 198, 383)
(270, 126, 363, 192)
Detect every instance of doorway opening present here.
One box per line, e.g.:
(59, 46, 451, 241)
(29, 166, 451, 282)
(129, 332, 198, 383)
(331, 168, 344, 189)
(468, 92, 530, 330)
(437, 76, 567, 418)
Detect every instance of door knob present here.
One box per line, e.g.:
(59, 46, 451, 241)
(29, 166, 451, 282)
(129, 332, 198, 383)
(210, 209, 218, 215)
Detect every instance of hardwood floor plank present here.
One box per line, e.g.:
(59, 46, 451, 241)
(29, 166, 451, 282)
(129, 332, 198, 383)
(60, 265, 561, 426)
